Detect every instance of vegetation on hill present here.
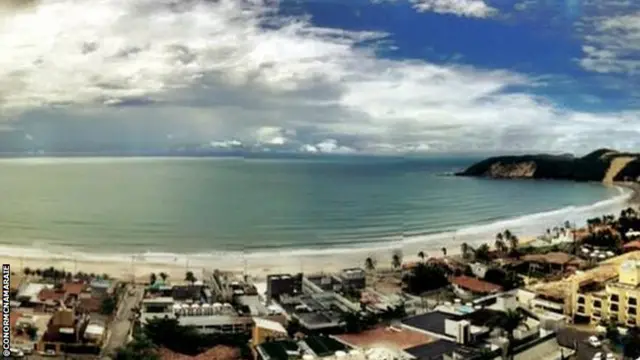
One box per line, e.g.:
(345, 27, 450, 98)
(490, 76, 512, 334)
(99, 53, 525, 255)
(457, 148, 640, 182)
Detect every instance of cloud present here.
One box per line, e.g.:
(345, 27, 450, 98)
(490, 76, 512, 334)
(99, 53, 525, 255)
(579, 12, 640, 75)
(410, 0, 497, 18)
(0, 0, 639, 154)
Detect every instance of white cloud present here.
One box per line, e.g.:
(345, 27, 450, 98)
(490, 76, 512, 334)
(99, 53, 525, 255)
(579, 13, 640, 75)
(0, 0, 639, 154)
(411, 0, 498, 18)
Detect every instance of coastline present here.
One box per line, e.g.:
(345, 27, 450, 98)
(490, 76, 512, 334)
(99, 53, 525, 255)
(1, 182, 637, 283)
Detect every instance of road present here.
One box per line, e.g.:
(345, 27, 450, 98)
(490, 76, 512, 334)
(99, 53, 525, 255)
(100, 284, 144, 359)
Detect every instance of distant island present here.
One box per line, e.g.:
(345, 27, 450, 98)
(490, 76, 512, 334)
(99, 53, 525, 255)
(457, 148, 640, 183)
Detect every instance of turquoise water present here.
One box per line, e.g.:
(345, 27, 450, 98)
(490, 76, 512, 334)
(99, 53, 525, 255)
(0, 156, 625, 256)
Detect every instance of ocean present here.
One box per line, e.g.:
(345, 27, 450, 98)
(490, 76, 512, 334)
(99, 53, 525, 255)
(0, 156, 630, 264)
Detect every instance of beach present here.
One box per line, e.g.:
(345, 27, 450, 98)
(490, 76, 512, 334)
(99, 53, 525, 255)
(0, 182, 636, 284)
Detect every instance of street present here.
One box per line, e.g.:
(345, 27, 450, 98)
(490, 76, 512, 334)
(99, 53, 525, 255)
(100, 284, 144, 359)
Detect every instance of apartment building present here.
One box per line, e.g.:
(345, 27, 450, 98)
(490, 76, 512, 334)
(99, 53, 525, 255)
(573, 260, 640, 327)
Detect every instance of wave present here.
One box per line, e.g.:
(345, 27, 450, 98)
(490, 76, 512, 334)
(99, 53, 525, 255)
(0, 185, 632, 268)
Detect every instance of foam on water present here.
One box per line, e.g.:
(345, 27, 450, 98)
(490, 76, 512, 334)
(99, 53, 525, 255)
(0, 185, 632, 268)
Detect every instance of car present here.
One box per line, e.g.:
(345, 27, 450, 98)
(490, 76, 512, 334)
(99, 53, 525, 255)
(589, 336, 602, 347)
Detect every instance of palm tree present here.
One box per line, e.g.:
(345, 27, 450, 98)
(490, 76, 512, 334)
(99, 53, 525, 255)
(441, 247, 447, 257)
(495, 239, 507, 255)
(185, 271, 197, 284)
(489, 309, 526, 360)
(564, 220, 571, 230)
(159, 272, 168, 283)
(23, 267, 31, 276)
(503, 229, 512, 241)
(496, 233, 504, 242)
(150, 273, 157, 285)
(461, 243, 471, 260)
(364, 257, 376, 272)
(508, 235, 519, 252)
(417, 251, 426, 262)
(391, 251, 402, 270)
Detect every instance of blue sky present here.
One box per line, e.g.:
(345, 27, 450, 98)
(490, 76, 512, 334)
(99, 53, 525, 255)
(1, 0, 640, 154)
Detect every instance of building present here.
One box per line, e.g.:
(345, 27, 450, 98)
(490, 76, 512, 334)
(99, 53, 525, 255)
(89, 279, 113, 298)
(252, 317, 288, 346)
(338, 268, 366, 290)
(16, 283, 54, 305)
(140, 295, 254, 334)
(571, 259, 640, 327)
(266, 274, 303, 302)
(400, 292, 572, 360)
(278, 292, 359, 333)
(450, 276, 502, 299)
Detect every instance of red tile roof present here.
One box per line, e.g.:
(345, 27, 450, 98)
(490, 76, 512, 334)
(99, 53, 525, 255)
(10, 312, 23, 329)
(624, 240, 640, 250)
(63, 282, 87, 296)
(38, 288, 66, 302)
(451, 276, 502, 294)
(159, 346, 241, 360)
(77, 297, 102, 313)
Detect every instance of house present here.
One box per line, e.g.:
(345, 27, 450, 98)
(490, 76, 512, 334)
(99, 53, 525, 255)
(450, 276, 502, 298)
(16, 283, 54, 305)
(518, 252, 586, 274)
(338, 268, 366, 290)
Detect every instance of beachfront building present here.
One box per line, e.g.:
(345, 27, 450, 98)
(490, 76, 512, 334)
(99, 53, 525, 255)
(450, 276, 502, 299)
(266, 273, 303, 302)
(338, 268, 366, 290)
(140, 296, 254, 334)
(277, 292, 359, 334)
(570, 259, 640, 327)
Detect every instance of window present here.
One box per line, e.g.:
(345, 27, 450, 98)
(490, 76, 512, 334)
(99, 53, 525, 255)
(594, 300, 602, 308)
(594, 311, 602, 317)
(611, 294, 620, 302)
(629, 307, 637, 315)
(578, 296, 585, 304)
(610, 315, 618, 322)
(630, 297, 637, 306)
(611, 303, 619, 312)
(578, 306, 586, 314)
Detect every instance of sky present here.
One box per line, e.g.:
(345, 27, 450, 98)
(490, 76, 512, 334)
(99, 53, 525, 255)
(0, 0, 640, 155)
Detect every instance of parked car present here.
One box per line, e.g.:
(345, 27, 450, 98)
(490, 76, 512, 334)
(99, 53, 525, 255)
(589, 336, 602, 347)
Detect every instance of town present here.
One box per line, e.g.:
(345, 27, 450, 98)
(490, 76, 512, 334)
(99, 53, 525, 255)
(6, 208, 640, 360)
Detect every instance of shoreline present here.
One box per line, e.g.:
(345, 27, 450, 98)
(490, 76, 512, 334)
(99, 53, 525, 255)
(1, 182, 637, 283)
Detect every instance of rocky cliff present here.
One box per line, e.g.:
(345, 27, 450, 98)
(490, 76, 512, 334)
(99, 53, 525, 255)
(457, 149, 640, 183)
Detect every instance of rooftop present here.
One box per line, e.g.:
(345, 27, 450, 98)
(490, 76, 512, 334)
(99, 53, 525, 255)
(63, 282, 87, 295)
(401, 311, 460, 336)
(521, 252, 585, 266)
(334, 326, 434, 350)
(303, 335, 349, 357)
(451, 276, 502, 294)
(623, 241, 640, 250)
(253, 317, 286, 334)
(404, 339, 459, 360)
(257, 340, 300, 360)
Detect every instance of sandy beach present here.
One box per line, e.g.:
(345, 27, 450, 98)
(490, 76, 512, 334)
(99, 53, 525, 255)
(1, 182, 637, 284)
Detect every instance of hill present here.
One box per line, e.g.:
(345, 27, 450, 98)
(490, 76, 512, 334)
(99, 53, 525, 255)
(457, 149, 640, 183)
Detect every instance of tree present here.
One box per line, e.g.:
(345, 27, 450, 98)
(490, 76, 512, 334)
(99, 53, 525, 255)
(286, 318, 301, 337)
(391, 251, 402, 269)
(441, 247, 447, 257)
(622, 327, 640, 359)
(159, 272, 168, 283)
(461, 243, 471, 260)
(115, 333, 159, 360)
(474, 244, 491, 263)
(101, 296, 118, 316)
(488, 309, 526, 360)
(340, 311, 363, 333)
(508, 235, 519, 252)
(496, 233, 504, 242)
(364, 257, 376, 272)
(23, 267, 31, 276)
(503, 229, 512, 241)
(185, 271, 197, 284)
(150, 273, 157, 285)
(418, 251, 425, 262)
(24, 325, 37, 340)
(402, 263, 449, 295)
(484, 268, 524, 291)
(495, 239, 507, 255)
